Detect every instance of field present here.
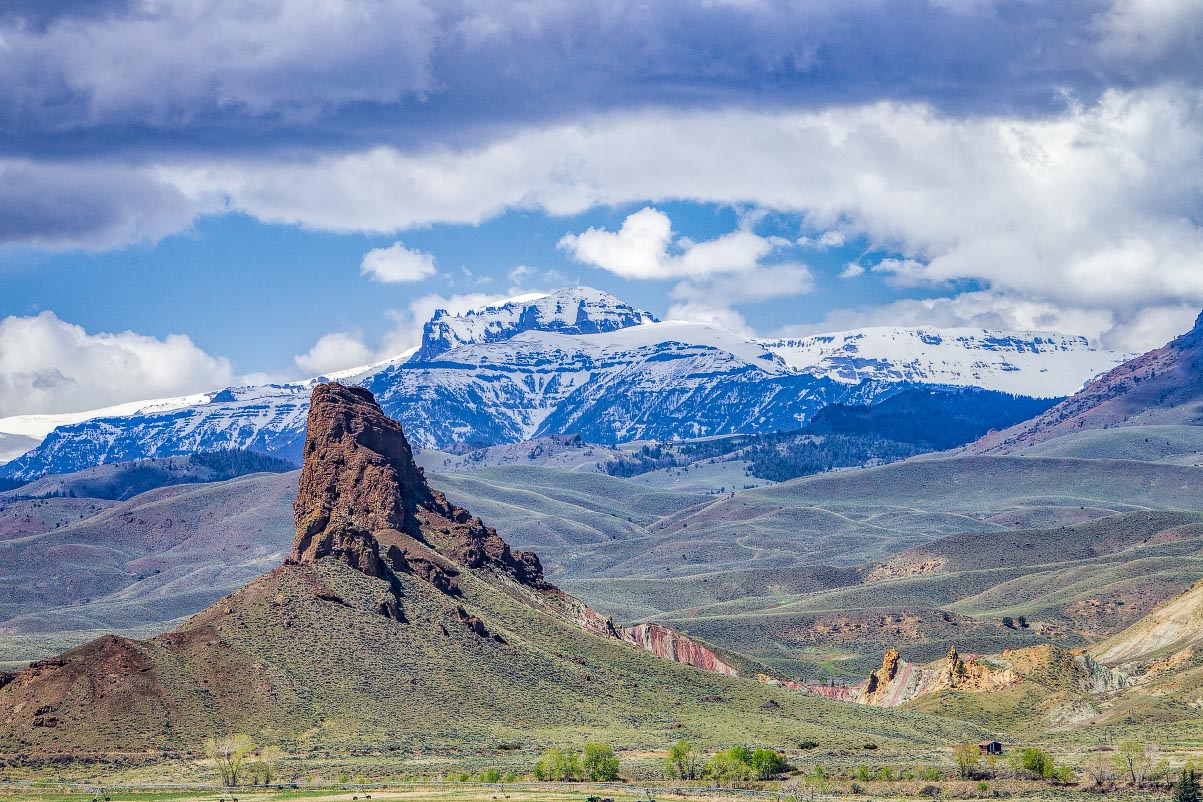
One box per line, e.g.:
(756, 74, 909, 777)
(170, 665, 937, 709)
(0, 776, 1192, 802)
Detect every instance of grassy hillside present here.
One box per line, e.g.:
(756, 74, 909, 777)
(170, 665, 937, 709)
(0, 556, 979, 757)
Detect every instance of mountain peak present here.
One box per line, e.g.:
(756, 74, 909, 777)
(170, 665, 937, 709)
(290, 382, 548, 598)
(412, 286, 658, 362)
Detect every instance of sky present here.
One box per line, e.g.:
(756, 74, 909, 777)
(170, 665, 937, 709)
(2, 0, 1203, 417)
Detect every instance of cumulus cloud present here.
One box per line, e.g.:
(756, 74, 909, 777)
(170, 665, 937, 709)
(293, 330, 374, 375)
(162, 87, 1203, 350)
(666, 264, 816, 335)
(5, 0, 1201, 159)
(558, 207, 778, 279)
(797, 231, 845, 249)
(294, 290, 545, 373)
(360, 241, 438, 283)
(0, 312, 234, 417)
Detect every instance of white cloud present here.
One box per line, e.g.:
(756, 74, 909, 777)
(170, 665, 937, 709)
(0, 312, 235, 417)
(360, 241, 438, 283)
(162, 89, 1203, 349)
(839, 262, 866, 278)
(557, 206, 778, 279)
(293, 330, 374, 375)
(1094, 0, 1203, 60)
(14, 85, 1199, 350)
(798, 231, 845, 249)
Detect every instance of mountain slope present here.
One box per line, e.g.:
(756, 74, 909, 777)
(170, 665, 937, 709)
(1092, 579, 1203, 666)
(762, 327, 1128, 398)
(0, 384, 971, 756)
(970, 311, 1203, 455)
(2, 288, 1126, 480)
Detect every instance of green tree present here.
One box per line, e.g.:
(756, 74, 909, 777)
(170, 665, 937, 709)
(1173, 768, 1201, 802)
(666, 740, 701, 780)
(535, 747, 581, 782)
(705, 749, 753, 786)
(583, 743, 620, 781)
(953, 743, 980, 779)
(205, 733, 255, 787)
(257, 744, 282, 786)
(1115, 741, 1153, 787)
(1014, 748, 1053, 779)
(749, 748, 787, 780)
(477, 769, 502, 783)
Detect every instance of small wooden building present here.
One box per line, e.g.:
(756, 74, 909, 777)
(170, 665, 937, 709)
(978, 740, 1003, 756)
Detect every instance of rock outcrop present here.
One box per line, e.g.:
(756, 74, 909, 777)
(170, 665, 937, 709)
(619, 622, 740, 676)
(289, 384, 549, 617)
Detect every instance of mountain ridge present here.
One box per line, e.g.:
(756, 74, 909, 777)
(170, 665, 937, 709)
(1, 287, 1127, 480)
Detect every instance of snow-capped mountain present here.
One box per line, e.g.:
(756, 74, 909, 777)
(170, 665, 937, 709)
(761, 327, 1130, 399)
(415, 287, 657, 361)
(0, 287, 1130, 479)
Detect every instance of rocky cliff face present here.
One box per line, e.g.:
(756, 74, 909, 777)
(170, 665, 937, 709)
(619, 622, 739, 676)
(290, 384, 549, 613)
(812, 645, 1021, 708)
(292, 383, 740, 674)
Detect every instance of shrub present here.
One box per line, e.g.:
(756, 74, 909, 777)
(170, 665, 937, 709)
(797, 741, 820, 751)
(1015, 747, 1054, 779)
(1173, 767, 1201, 802)
(705, 749, 754, 785)
(977, 781, 990, 795)
(855, 766, 872, 781)
(477, 769, 502, 783)
(876, 767, 894, 782)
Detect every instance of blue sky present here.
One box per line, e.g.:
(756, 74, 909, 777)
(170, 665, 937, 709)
(2, 0, 1203, 416)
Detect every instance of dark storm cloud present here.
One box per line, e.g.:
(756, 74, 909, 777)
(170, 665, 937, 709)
(0, 161, 195, 249)
(1, 0, 1199, 160)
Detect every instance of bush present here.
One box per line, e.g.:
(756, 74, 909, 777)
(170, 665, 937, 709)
(876, 767, 894, 782)
(797, 740, 820, 750)
(862, 743, 878, 750)
(1173, 768, 1201, 802)
(705, 748, 754, 785)
(1015, 748, 1054, 779)
(477, 769, 501, 783)
(855, 766, 872, 781)
(977, 781, 990, 795)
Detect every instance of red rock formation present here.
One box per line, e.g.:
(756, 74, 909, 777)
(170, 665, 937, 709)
(619, 622, 739, 676)
(290, 383, 548, 593)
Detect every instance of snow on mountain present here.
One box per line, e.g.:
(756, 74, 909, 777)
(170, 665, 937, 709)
(0, 288, 1132, 479)
(761, 327, 1130, 398)
(413, 287, 657, 361)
